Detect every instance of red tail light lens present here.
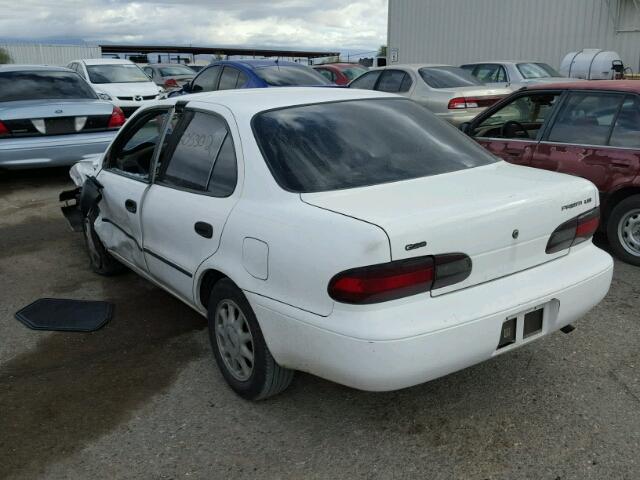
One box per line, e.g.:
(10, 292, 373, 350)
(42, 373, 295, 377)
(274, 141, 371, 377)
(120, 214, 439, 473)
(328, 253, 472, 304)
(108, 106, 126, 129)
(164, 78, 178, 88)
(0, 120, 9, 136)
(448, 96, 503, 110)
(448, 97, 467, 109)
(546, 207, 600, 254)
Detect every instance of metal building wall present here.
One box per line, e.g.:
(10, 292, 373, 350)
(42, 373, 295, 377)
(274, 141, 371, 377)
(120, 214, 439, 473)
(388, 0, 640, 71)
(0, 44, 102, 66)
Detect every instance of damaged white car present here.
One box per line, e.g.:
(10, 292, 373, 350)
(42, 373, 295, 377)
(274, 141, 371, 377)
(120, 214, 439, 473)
(61, 88, 613, 400)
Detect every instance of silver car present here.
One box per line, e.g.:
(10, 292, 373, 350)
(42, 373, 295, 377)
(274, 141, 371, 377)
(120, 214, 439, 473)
(0, 65, 122, 169)
(142, 63, 195, 90)
(460, 61, 579, 91)
(349, 64, 512, 125)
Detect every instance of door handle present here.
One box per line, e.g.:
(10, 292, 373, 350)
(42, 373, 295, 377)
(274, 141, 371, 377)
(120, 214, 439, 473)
(194, 221, 213, 239)
(125, 199, 137, 213)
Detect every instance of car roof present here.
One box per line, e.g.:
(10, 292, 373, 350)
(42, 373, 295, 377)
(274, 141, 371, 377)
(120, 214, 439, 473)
(527, 80, 640, 94)
(167, 86, 399, 116)
(77, 58, 136, 65)
(149, 63, 194, 68)
(461, 61, 540, 65)
(369, 64, 452, 72)
(0, 64, 74, 72)
(314, 63, 367, 68)
(212, 59, 303, 69)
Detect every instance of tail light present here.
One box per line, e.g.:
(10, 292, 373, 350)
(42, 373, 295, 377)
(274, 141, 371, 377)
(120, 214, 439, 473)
(164, 78, 178, 88)
(0, 120, 9, 137)
(108, 106, 126, 129)
(546, 207, 600, 254)
(328, 253, 472, 304)
(448, 96, 502, 110)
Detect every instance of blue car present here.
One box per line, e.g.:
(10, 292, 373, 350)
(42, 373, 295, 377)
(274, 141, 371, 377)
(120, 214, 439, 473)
(168, 59, 332, 97)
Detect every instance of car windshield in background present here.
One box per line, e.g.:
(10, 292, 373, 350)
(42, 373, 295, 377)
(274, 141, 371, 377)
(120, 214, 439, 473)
(253, 98, 497, 193)
(0, 71, 97, 102)
(254, 66, 331, 86)
(517, 63, 561, 79)
(419, 66, 484, 88)
(86, 64, 151, 84)
(159, 66, 195, 76)
(342, 66, 368, 81)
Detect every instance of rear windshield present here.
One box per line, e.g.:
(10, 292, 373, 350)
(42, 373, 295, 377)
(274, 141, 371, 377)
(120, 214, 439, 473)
(0, 70, 97, 102)
(253, 98, 497, 193)
(517, 63, 561, 79)
(419, 66, 484, 88)
(254, 65, 331, 86)
(86, 64, 151, 84)
(159, 65, 195, 77)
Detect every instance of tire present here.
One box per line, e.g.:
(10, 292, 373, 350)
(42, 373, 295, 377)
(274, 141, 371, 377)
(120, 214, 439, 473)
(207, 278, 294, 400)
(82, 209, 126, 275)
(606, 195, 640, 266)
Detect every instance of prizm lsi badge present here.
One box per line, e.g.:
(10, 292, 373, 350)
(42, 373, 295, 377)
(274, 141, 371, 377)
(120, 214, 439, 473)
(562, 197, 593, 211)
(405, 241, 427, 251)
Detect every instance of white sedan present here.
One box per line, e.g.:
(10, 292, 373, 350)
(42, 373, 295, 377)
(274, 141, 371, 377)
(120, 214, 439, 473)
(63, 87, 613, 400)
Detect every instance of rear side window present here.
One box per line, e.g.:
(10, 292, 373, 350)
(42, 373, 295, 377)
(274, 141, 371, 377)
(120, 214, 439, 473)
(218, 67, 241, 90)
(253, 98, 497, 193)
(609, 96, 640, 148)
(473, 64, 507, 83)
(349, 70, 381, 89)
(547, 93, 623, 146)
(0, 70, 97, 101)
(158, 111, 237, 196)
(419, 66, 483, 88)
(376, 70, 412, 93)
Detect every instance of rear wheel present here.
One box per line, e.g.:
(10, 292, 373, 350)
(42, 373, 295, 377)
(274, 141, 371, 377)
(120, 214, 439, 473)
(83, 209, 126, 275)
(207, 279, 294, 400)
(607, 195, 640, 266)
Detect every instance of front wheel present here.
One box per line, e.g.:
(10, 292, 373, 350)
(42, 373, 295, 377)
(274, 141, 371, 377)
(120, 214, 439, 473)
(207, 279, 294, 400)
(607, 195, 640, 266)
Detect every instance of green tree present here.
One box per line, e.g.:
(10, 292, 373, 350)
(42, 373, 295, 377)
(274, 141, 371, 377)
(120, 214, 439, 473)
(377, 45, 387, 57)
(0, 47, 11, 64)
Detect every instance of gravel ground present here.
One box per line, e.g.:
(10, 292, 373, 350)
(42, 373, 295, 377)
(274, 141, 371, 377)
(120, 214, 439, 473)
(1, 168, 639, 480)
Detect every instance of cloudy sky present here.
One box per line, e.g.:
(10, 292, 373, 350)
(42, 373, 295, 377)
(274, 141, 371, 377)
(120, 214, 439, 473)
(0, 0, 387, 53)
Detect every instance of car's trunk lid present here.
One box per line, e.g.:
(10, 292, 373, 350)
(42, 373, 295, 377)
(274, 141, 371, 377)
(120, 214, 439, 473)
(301, 162, 598, 296)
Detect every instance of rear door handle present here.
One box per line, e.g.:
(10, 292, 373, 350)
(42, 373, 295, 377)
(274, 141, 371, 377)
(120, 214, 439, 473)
(194, 221, 213, 239)
(125, 199, 137, 213)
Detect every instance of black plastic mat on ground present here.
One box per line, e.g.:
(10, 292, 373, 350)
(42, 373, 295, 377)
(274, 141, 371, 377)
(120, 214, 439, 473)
(15, 298, 113, 332)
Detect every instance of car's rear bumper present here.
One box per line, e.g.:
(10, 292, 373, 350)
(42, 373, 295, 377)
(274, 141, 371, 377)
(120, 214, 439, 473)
(0, 131, 115, 169)
(247, 243, 613, 391)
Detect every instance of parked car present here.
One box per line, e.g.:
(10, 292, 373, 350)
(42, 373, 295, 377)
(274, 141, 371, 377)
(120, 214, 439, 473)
(312, 63, 368, 85)
(142, 63, 195, 90)
(67, 59, 162, 117)
(459, 80, 640, 265)
(460, 61, 577, 90)
(61, 87, 612, 400)
(0, 65, 124, 170)
(349, 64, 511, 125)
(167, 59, 331, 97)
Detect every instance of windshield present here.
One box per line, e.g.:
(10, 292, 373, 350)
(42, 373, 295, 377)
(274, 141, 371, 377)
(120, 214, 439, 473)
(517, 63, 561, 79)
(0, 70, 97, 102)
(342, 66, 368, 81)
(86, 64, 151, 84)
(254, 65, 331, 86)
(253, 98, 497, 193)
(419, 66, 484, 88)
(159, 65, 195, 77)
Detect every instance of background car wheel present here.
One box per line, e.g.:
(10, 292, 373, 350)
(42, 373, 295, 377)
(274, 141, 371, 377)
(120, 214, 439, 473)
(207, 278, 294, 400)
(607, 195, 640, 266)
(83, 209, 126, 275)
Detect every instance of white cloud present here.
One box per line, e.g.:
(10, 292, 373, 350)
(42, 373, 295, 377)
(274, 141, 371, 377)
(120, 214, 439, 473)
(0, 0, 387, 51)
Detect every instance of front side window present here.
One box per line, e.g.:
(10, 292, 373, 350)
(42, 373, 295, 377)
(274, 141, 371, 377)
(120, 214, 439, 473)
(0, 70, 97, 101)
(517, 63, 561, 79)
(191, 66, 221, 92)
(376, 70, 412, 93)
(253, 65, 331, 86)
(474, 93, 561, 139)
(107, 110, 169, 179)
(610, 96, 640, 148)
(86, 64, 151, 84)
(547, 93, 623, 146)
(348, 70, 381, 89)
(158, 111, 237, 196)
(253, 98, 497, 193)
(419, 66, 483, 88)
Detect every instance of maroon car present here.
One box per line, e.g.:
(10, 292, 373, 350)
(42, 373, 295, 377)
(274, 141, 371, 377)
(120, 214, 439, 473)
(312, 63, 368, 86)
(461, 80, 640, 265)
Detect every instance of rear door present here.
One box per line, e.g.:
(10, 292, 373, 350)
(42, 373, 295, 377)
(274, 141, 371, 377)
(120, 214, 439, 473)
(532, 91, 640, 192)
(141, 104, 241, 303)
(470, 90, 562, 165)
(96, 107, 171, 270)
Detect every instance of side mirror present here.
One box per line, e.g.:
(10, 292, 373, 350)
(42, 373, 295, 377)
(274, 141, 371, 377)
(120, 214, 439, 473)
(458, 122, 472, 135)
(183, 83, 192, 93)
